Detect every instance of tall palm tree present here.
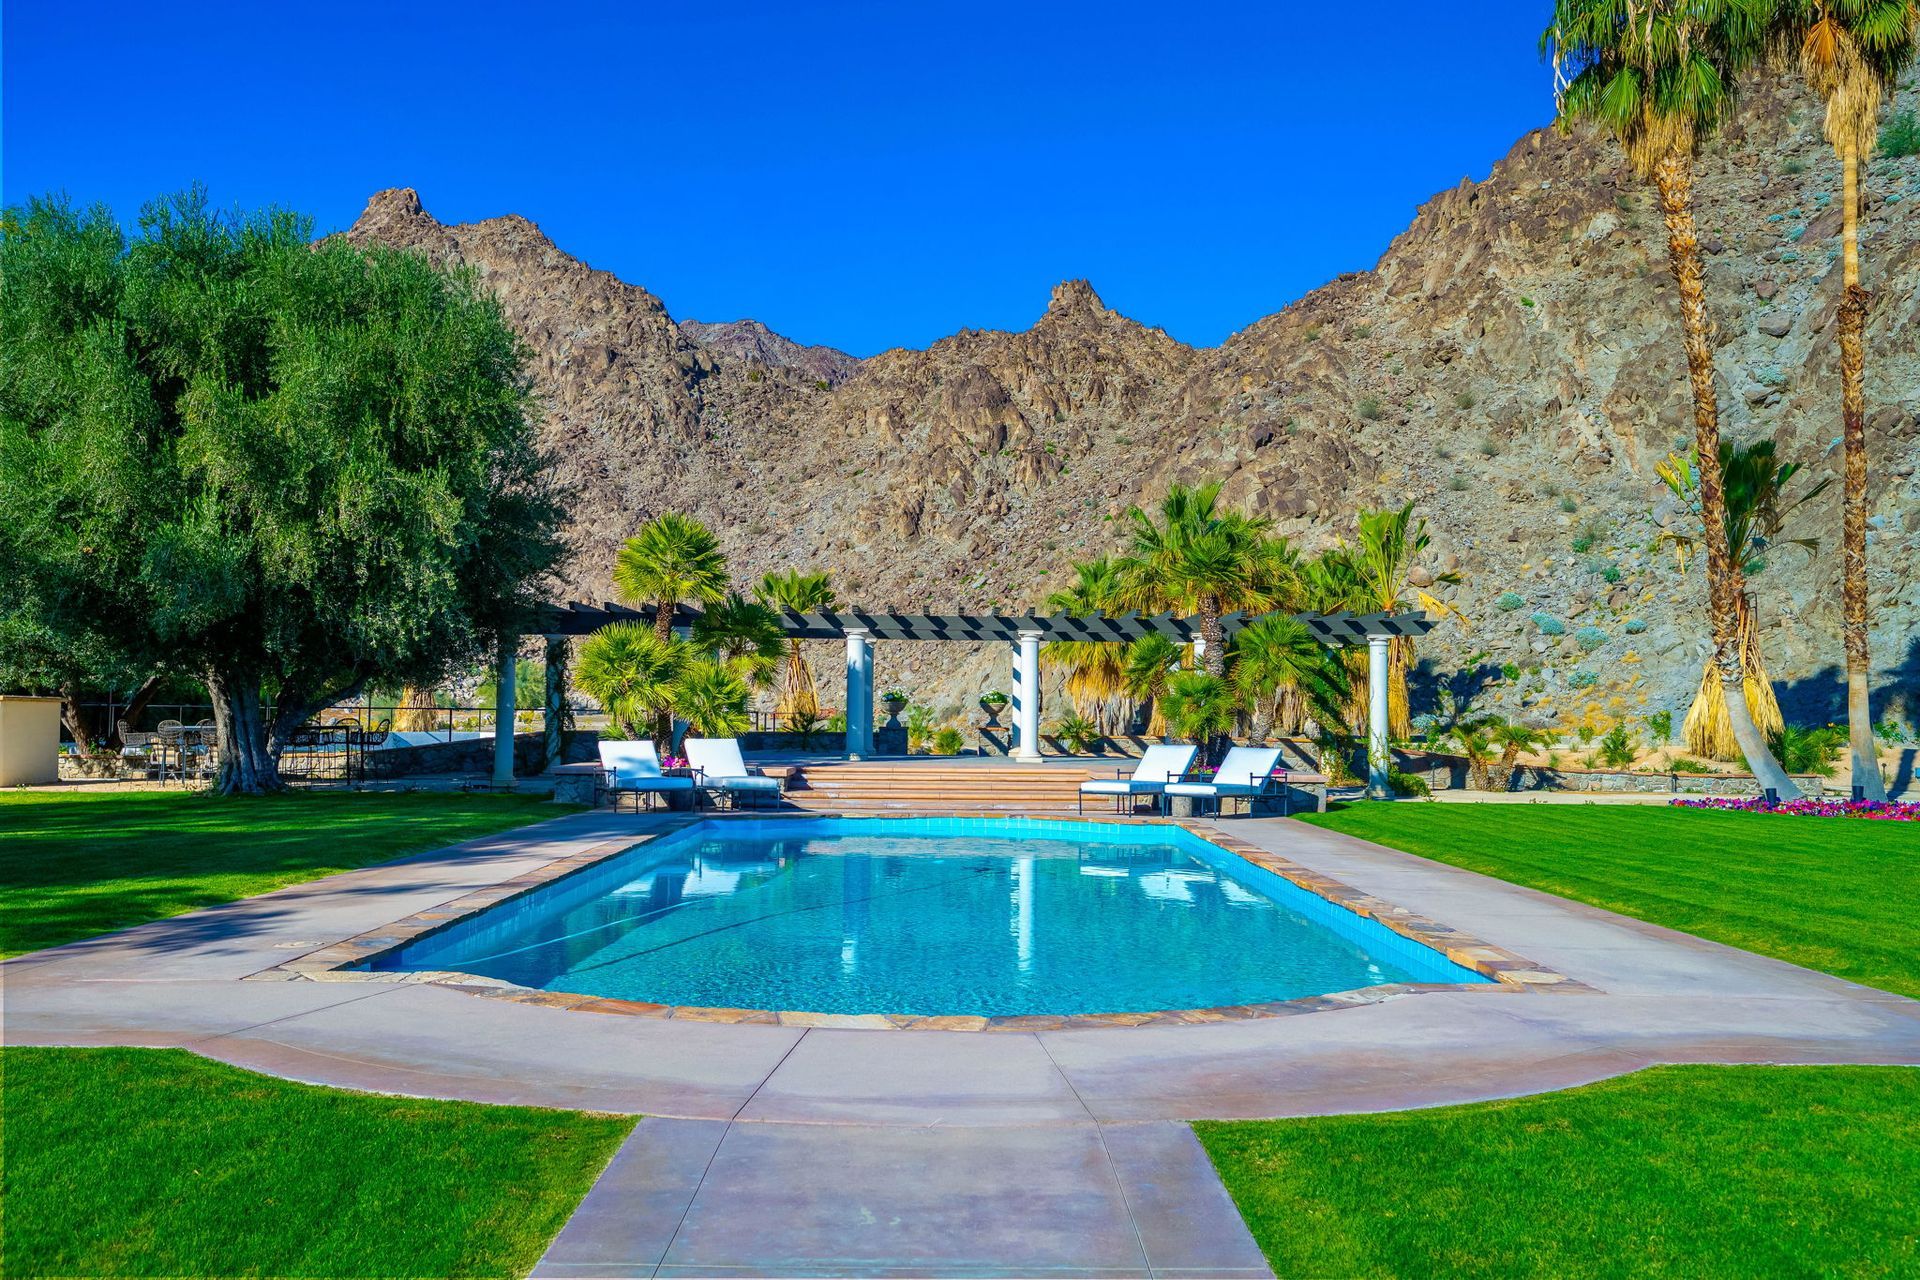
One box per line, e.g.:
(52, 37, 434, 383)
(1228, 614, 1349, 740)
(1042, 558, 1132, 732)
(1114, 482, 1286, 675)
(1774, 0, 1916, 799)
(756, 568, 837, 720)
(1545, 0, 1802, 798)
(693, 591, 787, 693)
(1299, 546, 1373, 737)
(1348, 502, 1463, 740)
(1657, 441, 1832, 759)
(613, 513, 730, 641)
(574, 622, 688, 741)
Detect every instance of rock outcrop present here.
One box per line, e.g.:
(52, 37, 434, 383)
(344, 76, 1920, 726)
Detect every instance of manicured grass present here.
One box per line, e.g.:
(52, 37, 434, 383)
(1298, 802, 1920, 998)
(0, 789, 575, 957)
(1198, 1064, 1920, 1279)
(0, 1047, 633, 1278)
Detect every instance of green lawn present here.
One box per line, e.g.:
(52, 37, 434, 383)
(0, 1047, 633, 1278)
(1199, 1064, 1919, 1279)
(1298, 803, 1920, 999)
(0, 789, 574, 957)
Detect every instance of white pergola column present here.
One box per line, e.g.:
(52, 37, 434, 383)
(492, 635, 518, 790)
(844, 628, 874, 760)
(1011, 628, 1043, 762)
(1366, 633, 1392, 801)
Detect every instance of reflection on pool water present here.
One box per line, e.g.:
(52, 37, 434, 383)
(370, 817, 1487, 1016)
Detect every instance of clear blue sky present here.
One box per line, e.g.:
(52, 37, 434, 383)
(4, 1, 1553, 356)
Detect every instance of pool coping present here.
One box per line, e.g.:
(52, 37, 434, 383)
(244, 811, 1590, 1029)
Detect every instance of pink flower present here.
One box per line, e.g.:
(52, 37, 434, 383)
(1669, 797, 1920, 822)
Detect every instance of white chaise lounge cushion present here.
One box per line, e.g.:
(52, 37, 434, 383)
(684, 738, 781, 792)
(598, 740, 694, 791)
(1079, 744, 1198, 795)
(1163, 746, 1285, 798)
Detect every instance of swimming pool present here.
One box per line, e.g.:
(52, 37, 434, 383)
(369, 817, 1488, 1016)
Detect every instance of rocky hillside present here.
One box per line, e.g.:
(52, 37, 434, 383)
(345, 76, 1920, 731)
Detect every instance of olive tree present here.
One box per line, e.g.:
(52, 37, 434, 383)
(0, 190, 564, 792)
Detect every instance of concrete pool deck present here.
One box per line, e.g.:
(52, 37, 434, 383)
(8, 808, 1919, 1278)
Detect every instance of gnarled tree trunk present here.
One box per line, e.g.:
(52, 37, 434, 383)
(207, 666, 286, 795)
(1654, 150, 1801, 801)
(1837, 143, 1885, 800)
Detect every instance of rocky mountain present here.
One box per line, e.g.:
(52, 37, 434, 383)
(344, 75, 1920, 731)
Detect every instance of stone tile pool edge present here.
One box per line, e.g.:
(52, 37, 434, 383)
(243, 811, 1591, 1030)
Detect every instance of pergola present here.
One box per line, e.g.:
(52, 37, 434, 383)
(500, 603, 1436, 800)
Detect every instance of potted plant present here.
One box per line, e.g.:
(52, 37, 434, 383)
(881, 689, 909, 719)
(979, 690, 1009, 725)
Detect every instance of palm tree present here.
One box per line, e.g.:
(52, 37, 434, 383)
(1347, 502, 1463, 740)
(1490, 720, 1543, 792)
(1657, 441, 1831, 759)
(1160, 671, 1237, 765)
(614, 513, 730, 641)
(1228, 614, 1349, 741)
(1774, 0, 1916, 799)
(1122, 633, 1182, 738)
(673, 660, 752, 739)
(1545, 0, 1802, 799)
(1445, 719, 1502, 792)
(1300, 546, 1372, 738)
(756, 569, 837, 721)
(694, 592, 787, 693)
(1114, 482, 1287, 676)
(1042, 558, 1132, 732)
(574, 622, 688, 741)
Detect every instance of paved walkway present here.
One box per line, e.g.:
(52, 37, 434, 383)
(9, 809, 1918, 1278)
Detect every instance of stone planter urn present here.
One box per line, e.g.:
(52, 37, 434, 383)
(979, 696, 1008, 728)
(882, 694, 909, 721)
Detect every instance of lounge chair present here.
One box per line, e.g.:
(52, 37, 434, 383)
(684, 738, 782, 810)
(597, 740, 695, 812)
(1077, 744, 1198, 815)
(1163, 746, 1288, 817)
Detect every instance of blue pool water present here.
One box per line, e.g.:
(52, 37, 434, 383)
(370, 817, 1487, 1016)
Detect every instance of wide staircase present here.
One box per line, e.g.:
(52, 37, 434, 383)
(778, 762, 1109, 816)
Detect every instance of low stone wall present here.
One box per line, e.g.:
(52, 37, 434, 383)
(1514, 765, 1828, 796)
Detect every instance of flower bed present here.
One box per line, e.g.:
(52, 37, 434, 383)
(1670, 797, 1920, 822)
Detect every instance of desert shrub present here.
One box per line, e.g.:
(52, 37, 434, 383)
(1357, 396, 1384, 421)
(1782, 157, 1809, 174)
(904, 704, 935, 752)
(1496, 591, 1525, 611)
(1879, 110, 1919, 158)
(1646, 709, 1673, 744)
(1623, 618, 1648, 634)
(1571, 533, 1596, 554)
(1669, 756, 1713, 773)
(1598, 723, 1636, 767)
(1448, 474, 1470, 491)
(1575, 626, 1609, 652)
(1560, 495, 1579, 513)
(1530, 612, 1565, 635)
(1500, 661, 1522, 681)
(1454, 390, 1477, 411)
(1768, 724, 1846, 776)
(932, 726, 964, 755)
(1387, 768, 1431, 798)
(1569, 670, 1599, 688)
(1353, 322, 1374, 338)
(1477, 436, 1502, 458)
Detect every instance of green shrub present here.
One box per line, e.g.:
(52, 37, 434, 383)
(1569, 670, 1599, 688)
(1880, 110, 1920, 159)
(1768, 724, 1846, 776)
(1496, 591, 1526, 611)
(932, 726, 964, 755)
(1531, 612, 1565, 635)
(1387, 768, 1430, 798)
(1669, 756, 1713, 773)
(1052, 712, 1101, 755)
(1598, 723, 1636, 768)
(1357, 396, 1384, 421)
(1500, 661, 1522, 681)
(1448, 474, 1470, 491)
(1623, 618, 1648, 634)
(1560, 495, 1579, 513)
(1782, 157, 1809, 174)
(1478, 436, 1502, 458)
(1454, 390, 1477, 411)
(1353, 323, 1374, 338)
(1575, 626, 1608, 651)
(1571, 533, 1595, 554)
(1646, 709, 1673, 744)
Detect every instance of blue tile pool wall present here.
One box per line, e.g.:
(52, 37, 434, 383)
(370, 816, 1488, 997)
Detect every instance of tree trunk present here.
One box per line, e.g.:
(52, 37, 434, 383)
(1198, 595, 1225, 676)
(654, 598, 674, 643)
(1836, 143, 1885, 801)
(59, 686, 100, 756)
(207, 666, 287, 795)
(1653, 151, 1802, 801)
